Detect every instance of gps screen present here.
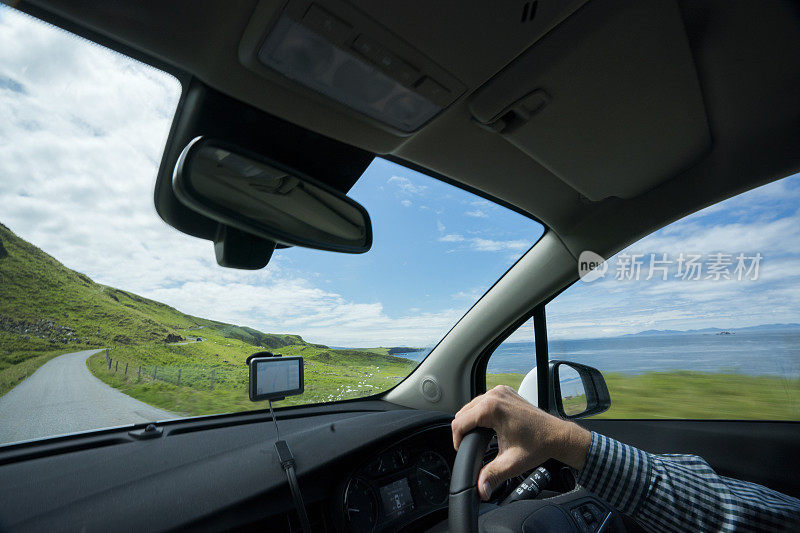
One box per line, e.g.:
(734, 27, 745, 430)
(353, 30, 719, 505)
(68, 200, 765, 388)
(249, 357, 303, 401)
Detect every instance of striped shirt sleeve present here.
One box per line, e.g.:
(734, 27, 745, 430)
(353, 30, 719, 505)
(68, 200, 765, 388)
(576, 432, 800, 532)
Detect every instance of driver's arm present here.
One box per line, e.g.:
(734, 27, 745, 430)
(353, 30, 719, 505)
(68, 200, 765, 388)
(452, 385, 800, 532)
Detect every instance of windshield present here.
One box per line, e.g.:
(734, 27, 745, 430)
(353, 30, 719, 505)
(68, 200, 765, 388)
(0, 6, 544, 445)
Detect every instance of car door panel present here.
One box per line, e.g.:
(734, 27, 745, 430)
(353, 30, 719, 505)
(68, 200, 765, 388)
(581, 419, 800, 498)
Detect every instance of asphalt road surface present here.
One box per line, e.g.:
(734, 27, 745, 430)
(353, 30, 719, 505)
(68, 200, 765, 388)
(0, 349, 175, 445)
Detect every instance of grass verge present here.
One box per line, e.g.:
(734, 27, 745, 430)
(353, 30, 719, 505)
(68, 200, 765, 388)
(487, 371, 800, 419)
(86, 329, 417, 417)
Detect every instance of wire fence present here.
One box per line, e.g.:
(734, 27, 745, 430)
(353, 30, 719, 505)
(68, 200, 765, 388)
(102, 350, 245, 391)
(98, 349, 410, 405)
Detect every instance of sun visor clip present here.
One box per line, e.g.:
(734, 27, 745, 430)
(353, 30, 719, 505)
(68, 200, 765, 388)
(473, 89, 549, 135)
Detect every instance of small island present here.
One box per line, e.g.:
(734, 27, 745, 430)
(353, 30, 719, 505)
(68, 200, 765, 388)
(387, 346, 426, 355)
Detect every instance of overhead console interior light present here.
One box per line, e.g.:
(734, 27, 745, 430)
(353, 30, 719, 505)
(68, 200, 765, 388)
(257, 6, 456, 132)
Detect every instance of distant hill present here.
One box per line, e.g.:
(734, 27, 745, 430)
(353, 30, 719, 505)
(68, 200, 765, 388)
(0, 222, 316, 356)
(627, 323, 800, 337)
(210, 324, 327, 350)
(333, 346, 426, 355)
(386, 346, 426, 355)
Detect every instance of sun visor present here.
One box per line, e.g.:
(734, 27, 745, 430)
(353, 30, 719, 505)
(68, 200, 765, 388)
(469, 0, 711, 201)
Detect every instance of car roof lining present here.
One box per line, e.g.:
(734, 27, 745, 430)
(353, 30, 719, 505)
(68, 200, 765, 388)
(15, 0, 800, 264)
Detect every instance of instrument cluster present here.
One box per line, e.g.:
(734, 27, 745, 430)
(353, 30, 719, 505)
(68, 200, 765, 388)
(340, 426, 454, 532)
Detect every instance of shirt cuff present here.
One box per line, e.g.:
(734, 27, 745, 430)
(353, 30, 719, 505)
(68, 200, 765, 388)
(576, 432, 652, 516)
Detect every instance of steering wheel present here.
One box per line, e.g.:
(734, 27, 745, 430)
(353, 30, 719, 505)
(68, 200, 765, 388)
(448, 428, 626, 533)
(448, 428, 494, 533)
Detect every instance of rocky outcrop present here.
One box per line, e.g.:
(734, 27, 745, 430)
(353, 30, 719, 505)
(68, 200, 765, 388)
(164, 333, 185, 343)
(0, 238, 8, 260)
(0, 315, 87, 344)
(113, 334, 133, 345)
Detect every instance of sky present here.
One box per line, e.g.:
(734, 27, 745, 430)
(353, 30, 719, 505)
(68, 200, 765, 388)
(547, 175, 800, 339)
(2, 6, 799, 347)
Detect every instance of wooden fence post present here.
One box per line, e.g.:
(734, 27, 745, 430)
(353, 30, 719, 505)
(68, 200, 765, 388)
(138, 366, 141, 380)
(153, 366, 157, 380)
(124, 363, 128, 375)
(211, 368, 215, 391)
(115, 360, 118, 372)
(107, 357, 112, 370)
(177, 368, 182, 386)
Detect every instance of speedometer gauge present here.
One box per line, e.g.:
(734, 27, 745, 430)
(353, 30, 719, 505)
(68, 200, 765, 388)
(415, 451, 451, 505)
(344, 477, 378, 532)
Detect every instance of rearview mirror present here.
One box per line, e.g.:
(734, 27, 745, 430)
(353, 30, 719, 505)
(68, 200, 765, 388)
(173, 137, 372, 254)
(549, 361, 610, 419)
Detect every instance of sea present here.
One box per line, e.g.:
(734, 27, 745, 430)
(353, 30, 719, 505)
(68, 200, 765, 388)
(390, 329, 800, 378)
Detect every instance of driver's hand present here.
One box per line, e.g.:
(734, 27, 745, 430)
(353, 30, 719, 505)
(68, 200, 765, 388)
(451, 385, 591, 501)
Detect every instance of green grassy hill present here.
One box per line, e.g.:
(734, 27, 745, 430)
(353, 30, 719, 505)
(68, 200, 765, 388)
(0, 222, 216, 349)
(210, 324, 325, 350)
(0, 221, 416, 403)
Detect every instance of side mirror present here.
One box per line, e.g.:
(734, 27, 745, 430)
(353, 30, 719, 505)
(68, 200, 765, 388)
(549, 361, 610, 419)
(173, 137, 373, 256)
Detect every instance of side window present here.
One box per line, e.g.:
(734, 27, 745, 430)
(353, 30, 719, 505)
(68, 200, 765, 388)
(484, 318, 536, 400)
(547, 173, 800, 420)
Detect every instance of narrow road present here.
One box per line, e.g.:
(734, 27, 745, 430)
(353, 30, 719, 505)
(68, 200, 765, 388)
(0, 350, 175, 445)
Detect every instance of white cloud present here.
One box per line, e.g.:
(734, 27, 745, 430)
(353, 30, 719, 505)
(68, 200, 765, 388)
(470, 238, 529, 252)
(465, 209, 488, 218)
(452, 288, 483, 300)
(437, 234, 531, 253)
(388, 175, 427, 195)
(400, 199, 412, 207)
(148, 278, 465, 346)
(436, 220, 446, 232)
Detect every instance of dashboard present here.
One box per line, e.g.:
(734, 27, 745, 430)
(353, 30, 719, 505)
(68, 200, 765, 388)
(337, 425, 455, 532)
(2, 399, 798, 532)
(0, 400, 625, 533)
(0, 401, 582, 532)
(0, 401, 457, 532)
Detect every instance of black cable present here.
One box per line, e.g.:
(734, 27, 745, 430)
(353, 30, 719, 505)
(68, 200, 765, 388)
(282, 457, 311, 533)
(269, 401, 311, 533)
(269, 400, 282, 441)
